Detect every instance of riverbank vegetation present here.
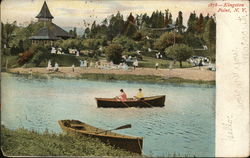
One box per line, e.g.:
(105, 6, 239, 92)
(78, 73, 215, 85)
(8, 72, 215, 86)
(1, 10, 216, 70)
(1, 125, 138, 156)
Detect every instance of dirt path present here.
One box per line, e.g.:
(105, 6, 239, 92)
(8, 66, 215, 81)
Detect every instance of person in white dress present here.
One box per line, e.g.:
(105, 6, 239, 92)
(133, 60, 138, 70)
(47, 60, 53, 71)
(54, 62, 59, 71)
(72, 64, 75, 72)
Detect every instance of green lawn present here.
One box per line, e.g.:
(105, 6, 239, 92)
(139, 56, 193, 69)
(1, 125, 139, 156)
(1, 54, 193, 70)
(1, 55, 19, 70)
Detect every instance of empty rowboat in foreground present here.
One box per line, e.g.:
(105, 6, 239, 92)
(96, 95, 165, 108)
(58, 120, 143, 154)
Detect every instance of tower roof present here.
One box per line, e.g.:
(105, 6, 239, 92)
(36, 1, 54, 19)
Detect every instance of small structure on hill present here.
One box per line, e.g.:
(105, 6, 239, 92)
(29, 1, 71, 45)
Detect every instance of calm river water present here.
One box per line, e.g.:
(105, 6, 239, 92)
(1, 73, 215, 157)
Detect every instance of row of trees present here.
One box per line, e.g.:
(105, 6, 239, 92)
(84, 10, 215, 51)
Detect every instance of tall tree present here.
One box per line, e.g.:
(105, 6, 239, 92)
(175, 11, 183, 33)
(107, 12, 125, 40)
(123, 13, 137, 37)
(141, 13, 150, 27)
(135, 14, 142, 28)
(164, 9, 169, 27)
(83, 27, 90, 38)
(150, 11, 164, 28)
(150, 11, 156, 28)
(102, 18, 108, 26)
(203, 18, 216, 51)
(2, 21, 17, 48)
(196, 13, 205, 34)
(187, 11, 197, 33)
(73, 27, 77, 38)
(168, 13, 173, 24)
(204, 14, 210, 25)
(90, 21, 98, 37)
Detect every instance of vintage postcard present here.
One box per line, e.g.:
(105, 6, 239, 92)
(1, 0, 249, 157)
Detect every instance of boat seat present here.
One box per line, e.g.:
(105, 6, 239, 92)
(70, 124, 86, 130)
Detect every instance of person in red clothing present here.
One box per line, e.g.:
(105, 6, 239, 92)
(116, 89, 127, 101)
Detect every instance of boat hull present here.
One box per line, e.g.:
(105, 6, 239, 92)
(58, 120, 143, 154)
(96, 95, 165, 108)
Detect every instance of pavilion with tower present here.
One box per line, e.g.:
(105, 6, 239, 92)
(29, 1, 72, 45)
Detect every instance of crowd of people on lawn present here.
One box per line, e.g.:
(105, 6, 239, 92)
(47, 46, 215, 72)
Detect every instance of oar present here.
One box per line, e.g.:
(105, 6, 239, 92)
(96, 124, 132, 134)
(115, 97, 130, 107)
(139, 98, 154, 107)
(121, 101, 130, 107)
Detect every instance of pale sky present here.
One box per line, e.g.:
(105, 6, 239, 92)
(1, 0, 216, 28)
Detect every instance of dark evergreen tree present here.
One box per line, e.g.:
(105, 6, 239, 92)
(164, 9, 169, 27)
(141, 13, 150, 27)
(204, 14, 210, 25)
(187, 11, 197, 33)
(123, 13, 137, 37)
(203, 18, 216, 49)
(18, 40, 24, 54)
(168, 13, 173, 24)
(84, 27, 90, 38)
(107, 12, 125, 40)
(196, 13, 204, 34)
(158, 11, 165, 28)
(73, 27, 77, 38)
(175, 11, 183, 33)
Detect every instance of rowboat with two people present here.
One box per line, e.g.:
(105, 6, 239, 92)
(58, 120, 143, 154)
(95, 95, 166, 108)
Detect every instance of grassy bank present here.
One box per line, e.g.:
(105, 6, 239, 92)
(78, 73, 215, 85)
(1, 55, 19, 71)
(8, 72, 215, 86)
(1, 125, 139, 156)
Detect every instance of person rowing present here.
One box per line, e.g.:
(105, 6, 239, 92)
(115, 89, 127, 101)
(134, 88, 144, 100)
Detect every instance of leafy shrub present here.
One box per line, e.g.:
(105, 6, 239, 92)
(105, 44, 123, 64)
(112, 36, 138, 51)
(18, 45, 50, 66)
(154, 32, 183, 51)
(18, 48, 35, 65)
(165, 44, 194, 67)
(133, 31, 143, 41)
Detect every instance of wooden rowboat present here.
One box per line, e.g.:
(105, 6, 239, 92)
(58, 120, 143, 154)
(96, 95, 165, 108)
